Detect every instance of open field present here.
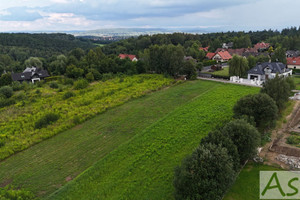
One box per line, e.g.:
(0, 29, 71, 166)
(48, 81, 259, 200)
(0, 74, 173, 160)
(224, 162, 282, 200)
(0, 80, 223, 198)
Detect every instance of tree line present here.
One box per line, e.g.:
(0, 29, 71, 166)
(173, 76, 295, 199)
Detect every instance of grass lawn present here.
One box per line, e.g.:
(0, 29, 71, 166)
(223, 162, 282, 200)
(48, 82, 258, 200)
(293, 75, 300, 90)
(0, 80, 222, 198)
(208, 66, 229, 76)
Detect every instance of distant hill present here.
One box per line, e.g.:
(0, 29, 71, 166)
(71, 27, 216, 37)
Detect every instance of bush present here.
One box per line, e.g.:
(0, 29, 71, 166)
(0, 186, 35, 200)
(0, 97, 15, 108)
(85, 72, 94, 82)
(11, 81, 23, 91)
(286, 135, 300, 145)
(49, 81, 59, 89)
(203, 59, 217, 66)
(63, 91, 75, 100)
(61, 78, 74, 86)
(35, 113, 60, 129)
(73, 79, 89, 90)
(0, 86, 13, 98)
(174, 143, 235, 200)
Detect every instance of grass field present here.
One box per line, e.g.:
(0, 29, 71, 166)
(0, 80, 223, 198)
(293, 75, 300, 90)
(224, 162, 282, 200)
(47, 82, 258, 200)
(0, 74, 173, 160)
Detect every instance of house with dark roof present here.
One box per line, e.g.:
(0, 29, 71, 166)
(247, 62, 292, 82)
(287, 57, 300, 69)
(11, 67, 50, 83)
(119, 54, 138, 61)
(286, 50, 300, 58)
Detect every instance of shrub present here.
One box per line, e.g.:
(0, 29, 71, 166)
(174, 143, 235, 200)
(73, 79, 89, 90)
(11, 81, 23, 91)
(203, 59, 217, 66)
(34, 113, 60, 129)
(85, 72, 94, 82)
(286, 135, 300, 145)
(61, 78, 74, 86)
(63, 91, 75, 100)
(0, 98, 15, 108)
(0, 186, 35, 200)
(0, 86, 13, 98)
(49, 81, 59, 89)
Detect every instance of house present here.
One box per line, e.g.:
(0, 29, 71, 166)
(119, 54, 138, 61)
(254, 42, 270, 51)
(287, 57, 300, 69)
(215, 48, 257, 57)
(286, 50, 300, 58)
(247, 62, 292, 82)
(206, 52, 216, 60)
(212, 51, 232, 62)
(199, 46, 209, 52)
(11, 67, 49, 83)
(222, 42, 233, 49)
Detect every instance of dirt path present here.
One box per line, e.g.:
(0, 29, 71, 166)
(260, 101, 300, 169)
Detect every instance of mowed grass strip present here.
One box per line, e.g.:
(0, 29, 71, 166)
(223, 163, 282, 200)
(48, 83, 259, 200)
(0, 80, 219, 198)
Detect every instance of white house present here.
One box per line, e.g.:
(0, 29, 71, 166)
(247, 62, 292, 82)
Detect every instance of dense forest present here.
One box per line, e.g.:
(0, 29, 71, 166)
(1, 27, 300, 86)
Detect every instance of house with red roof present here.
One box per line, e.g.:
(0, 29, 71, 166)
(287, 57, 300, 69)
(199, 46, 209, 52)
(254, 42, 270, 51)
(119, 54, 138, 61)
(206, 52, 216, 60)
(212, 50, 232, 62)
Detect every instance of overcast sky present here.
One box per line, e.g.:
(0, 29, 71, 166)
(0, 0, 299, 32)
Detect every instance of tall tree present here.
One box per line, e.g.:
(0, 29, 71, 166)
(24, 57, 43, 68)
(229, 55, 249, 77)
(271, 47, 287, 64)
(234, 93, 278, 132)
(174, 143, 235, 200)
(261, 76, 291, 110)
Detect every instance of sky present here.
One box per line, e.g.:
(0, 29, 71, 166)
(0, 0, 299, 32)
